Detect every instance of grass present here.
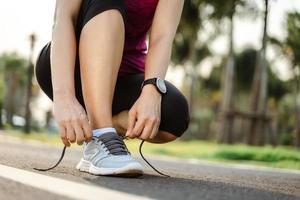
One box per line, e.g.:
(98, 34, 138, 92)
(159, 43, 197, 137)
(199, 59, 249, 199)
(125, 140, 300, 170)
(2, 129, 300, 171)
(2, 129, 62, 145)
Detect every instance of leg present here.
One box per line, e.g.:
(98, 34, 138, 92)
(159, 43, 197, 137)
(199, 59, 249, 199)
(35, 0, 127, 129)
(35, 0, 144, 177)
(113, 110, 178, 143)
(79, 9, 125, 129)
(75, 1, 145, 176)
(112, 74, 190, 143)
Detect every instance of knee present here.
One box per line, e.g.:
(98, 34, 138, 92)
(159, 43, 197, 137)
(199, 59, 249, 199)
(148, 130, 177, 144)
(171, 91, 191, 136)
(160, 82, 191, 137)
(35, 42, 53, 100)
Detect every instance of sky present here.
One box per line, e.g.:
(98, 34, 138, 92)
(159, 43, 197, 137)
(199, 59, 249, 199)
(0, 0, 300, 82)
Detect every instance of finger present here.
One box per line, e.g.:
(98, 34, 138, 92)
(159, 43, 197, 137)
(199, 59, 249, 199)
(81, 118, 92, 142)
(59, 124, 70, 147)
(139, 123, 153, 140)
(150, 122, 160, 139)
(72, 119, 85, 145)
(130, 118, 145, 139)
(77, 110, 92, 142)
(66, 123, 75, 145)
(126, 109, 137, 137)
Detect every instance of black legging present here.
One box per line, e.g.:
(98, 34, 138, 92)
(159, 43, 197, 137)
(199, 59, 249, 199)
(34, 0, 190, 138)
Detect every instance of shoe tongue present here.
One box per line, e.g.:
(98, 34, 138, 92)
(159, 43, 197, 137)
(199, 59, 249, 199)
(96, 132, 118, 140)
(95, 132, 128, 155)
(92, 131, 116, 139)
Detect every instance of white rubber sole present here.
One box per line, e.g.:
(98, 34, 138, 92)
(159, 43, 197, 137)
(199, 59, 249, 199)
(76, 158, 144, 177)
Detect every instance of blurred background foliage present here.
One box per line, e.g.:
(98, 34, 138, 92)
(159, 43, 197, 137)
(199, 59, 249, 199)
(0, 0, 300, 151)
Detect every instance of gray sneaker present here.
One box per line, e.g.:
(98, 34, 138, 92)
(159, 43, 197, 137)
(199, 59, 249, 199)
(76, 132, 143, 177)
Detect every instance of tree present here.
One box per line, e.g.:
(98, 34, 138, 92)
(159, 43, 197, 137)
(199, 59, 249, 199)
(207, 48, 287, 98)
(205, 0, 257, 143)
(0, 59, 6, 128)
(24, 33, 37, 134)
(0, 53, 28, 126)
(248, 0, 270, 145)
(284, 12, 300, 147)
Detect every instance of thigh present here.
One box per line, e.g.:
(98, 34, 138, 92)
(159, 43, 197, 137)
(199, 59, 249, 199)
(112, 73, 191, 137)
(75, 0, 126, 41)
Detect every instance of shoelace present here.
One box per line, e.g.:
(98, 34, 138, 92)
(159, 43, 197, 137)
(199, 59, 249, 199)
(33, 145, 67, 172)
(33, 136, 170, 177)
(138, 140, 170, 177)
(96, 135, 129, 155)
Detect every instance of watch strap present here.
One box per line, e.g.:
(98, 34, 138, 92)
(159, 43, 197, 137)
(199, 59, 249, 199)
(141, 78, 157, 90)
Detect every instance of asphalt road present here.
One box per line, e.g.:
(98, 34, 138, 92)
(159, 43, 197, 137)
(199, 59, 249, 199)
(0, 135, 299, 200)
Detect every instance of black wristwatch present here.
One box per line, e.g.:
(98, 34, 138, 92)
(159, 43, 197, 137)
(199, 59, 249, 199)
(141, 77, 167, 95)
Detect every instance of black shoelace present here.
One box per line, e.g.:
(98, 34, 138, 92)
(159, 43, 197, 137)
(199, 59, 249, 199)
(96, 134, 129, 155)
(33, 145, 67, 172)
(138, 140, 170, 177)
(33, 136, 170, 177)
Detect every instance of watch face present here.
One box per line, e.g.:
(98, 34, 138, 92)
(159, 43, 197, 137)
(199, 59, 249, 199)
(156, 78, 167, 93)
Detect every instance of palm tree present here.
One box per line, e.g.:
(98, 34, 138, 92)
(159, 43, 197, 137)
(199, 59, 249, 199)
(248, 0, 269, 145)
(205, 0, 257, 143)
(0, 59, 6, 128)
(24, 33, 37, 133)
(219, 5, 235, 144)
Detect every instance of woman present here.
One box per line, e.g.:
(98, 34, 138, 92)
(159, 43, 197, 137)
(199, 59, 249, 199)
(35, 0, 190, 177)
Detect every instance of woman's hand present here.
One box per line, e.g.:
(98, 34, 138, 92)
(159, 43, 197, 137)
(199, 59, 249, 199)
(53, 95, 92, 146)
(126, 85, 162, 140)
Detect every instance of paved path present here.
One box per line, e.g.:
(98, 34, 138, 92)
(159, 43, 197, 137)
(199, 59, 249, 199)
(0, 135, 299, 200)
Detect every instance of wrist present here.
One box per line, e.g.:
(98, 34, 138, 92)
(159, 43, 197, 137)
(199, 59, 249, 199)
(53, 89, 75, 101)
(141, 77, 167, 95)
(141, 84, 162, 97)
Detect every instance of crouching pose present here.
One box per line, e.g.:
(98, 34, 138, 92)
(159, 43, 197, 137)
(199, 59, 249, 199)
(35, 0, 190, 177)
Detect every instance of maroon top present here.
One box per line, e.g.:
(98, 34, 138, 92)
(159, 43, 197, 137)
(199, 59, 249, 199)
(118, 0, 159, 76)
